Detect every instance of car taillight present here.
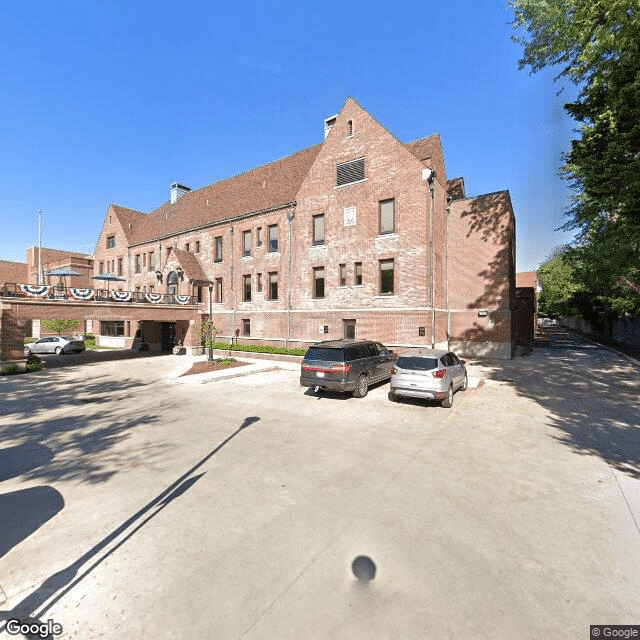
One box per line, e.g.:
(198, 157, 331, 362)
(333, 363, 352, 373)
(391, 367, 398, 375)
(432, 369, 447, 379)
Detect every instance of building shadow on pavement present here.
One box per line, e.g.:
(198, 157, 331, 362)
(472, 326, 640, 479)
(0, 416, 260, 636)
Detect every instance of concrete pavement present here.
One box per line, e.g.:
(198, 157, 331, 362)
(0, 328, 639, 639)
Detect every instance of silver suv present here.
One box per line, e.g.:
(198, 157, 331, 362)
(389, 349, 467, 408)
(300, 339, 397, 398)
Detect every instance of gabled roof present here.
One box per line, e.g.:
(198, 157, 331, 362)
(110, 205, 148, 244)
(447, 177, 466, 201)
(167, 247, 207, 283)
(125, 144, 323, 246)
(404, 135, 440, 163)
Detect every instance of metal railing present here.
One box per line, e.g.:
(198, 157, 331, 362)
(1, 283, 200, 306)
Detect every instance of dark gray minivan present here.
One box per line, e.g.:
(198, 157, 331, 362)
(300, 339, 397, 398)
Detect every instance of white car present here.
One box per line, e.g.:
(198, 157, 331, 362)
(25, 336, 86, 356)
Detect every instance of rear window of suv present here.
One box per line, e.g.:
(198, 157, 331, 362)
(304, 347, 344, 362)
(396, 356, 438, 370)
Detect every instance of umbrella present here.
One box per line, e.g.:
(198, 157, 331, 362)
(91, 273, 126, 295)
(46, 267, 83, 294)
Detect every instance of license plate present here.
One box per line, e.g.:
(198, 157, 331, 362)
(316, 372, 325, 378)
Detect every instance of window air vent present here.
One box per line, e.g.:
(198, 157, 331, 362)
(337, 158, 364, 186)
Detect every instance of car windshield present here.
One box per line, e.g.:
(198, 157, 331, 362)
(396, 356, 438, 370)
(304, 347, 344, 362)
(60, 336, 72, 341)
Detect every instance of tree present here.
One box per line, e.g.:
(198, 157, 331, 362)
(510, 1, 640, 314)
(41, 318, 81, 336)
(537, 251, 582, 317)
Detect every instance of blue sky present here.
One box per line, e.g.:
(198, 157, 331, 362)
(0, 0, 578, 272)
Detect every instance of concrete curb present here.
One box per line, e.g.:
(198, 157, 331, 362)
(563, 326, 640, 369)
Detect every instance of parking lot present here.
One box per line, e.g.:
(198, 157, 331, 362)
(1, 331, 639, 639)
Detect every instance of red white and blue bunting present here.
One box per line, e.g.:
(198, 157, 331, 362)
(175, 295, 191, 305)
(145, 292, 164, 304)
(19, 284, 51, 297)
(70, 288, 95, 300)
(111, 290, 132, 302)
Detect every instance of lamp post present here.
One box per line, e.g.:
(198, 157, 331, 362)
(208, 281, 214, 361)
(37, 209, 43, 285)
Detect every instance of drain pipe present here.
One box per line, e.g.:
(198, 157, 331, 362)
(422, 168, 437, 348)
(286, 208, 296, 347)
(230, 226, 236, 343)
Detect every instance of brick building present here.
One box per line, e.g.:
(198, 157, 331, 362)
(1, 98, 516, 361)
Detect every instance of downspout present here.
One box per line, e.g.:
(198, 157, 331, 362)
(286, 208, 296, 347)
(230, 227, 235, 343)
(429, 177, 436, 349)
(446, 197, 451, 350)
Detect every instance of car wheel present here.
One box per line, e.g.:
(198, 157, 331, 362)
(388, 390, 399, 402)
(441, 385, 454, 408)
(54, 346, 63, 355)
(460, 374, 468, 391)
(353, 374, 369, 398)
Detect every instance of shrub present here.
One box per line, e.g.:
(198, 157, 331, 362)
(5, 364, 20, 375)
(26, 360, 43, 372)
(209, 342, 306, 357)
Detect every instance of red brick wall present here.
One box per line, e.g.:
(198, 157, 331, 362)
(0, 260, 28, 286)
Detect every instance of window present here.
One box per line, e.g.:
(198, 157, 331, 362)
(354, 262, 363, 285)
(380, 259, 394, 295)
(243, 275, 252, 302)
(118, 258, 123, 276)
(242, 319, 251, 336)
(336, 157, 364, 186)
(257, 227, 263, 247)
(347, 120, 353, 137)
(269, 272, 278, 300)
(135, 254, 141, 273)
(143, 253, 146, 268)
(344, 319, 356, 339)
(185, 242, 190, 252)
(106, 235, 116, 249)
(339, 264, 346, 287)
(195, 241, 200, 253)
(148, 251, 154, 271)
(313, 214, 325, 245)
(256, 272, 263, 292)
(268, 225, 279, 252)
(196, 286, 203, 303)
(99, 261, 104, 273)
(380, 199, 395, 234)
(314, 267, 325, 298)
(215, 278, 223, 303)
(215, 236, 223, 262)
(101, 321, 124, 337)
(243, 230, 251, 256)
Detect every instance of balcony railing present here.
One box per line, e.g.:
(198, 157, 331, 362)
(1, 283, 200, 306)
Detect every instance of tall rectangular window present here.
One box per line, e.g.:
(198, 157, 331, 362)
(243, 275, 252, 302)
(268, 225, 279, 252)
(242, 319, 251, 336)
(354, 262, 363, 285)
(215, 278, 223, 303)
(143, 253, 146, 268)
(243, 230, 251, 256)
(257, 227, 263, 247)
(313, 214, 325, 245)
(185, 243, 190, 252)
(135, 254, 141, 273)
(314, 267, 325, 298)
(380, 259, 394, 295)
(339, 264, 346, 287)
(380, 199, 395, 234)
(344, 319, 356, 339)
(195, 241, 200, 253)
(118, 258, 123, 276)
(196, 286, 203, 303)
(256, 272, 263, 292)
(148, 251, 154, 271)
(99, 261, 104, 273)
(106, 235, 116, 249)
(215, 236, 223, 262)
(269, 272, 278, 300)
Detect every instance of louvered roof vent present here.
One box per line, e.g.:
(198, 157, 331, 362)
(336, 158, 365, 186)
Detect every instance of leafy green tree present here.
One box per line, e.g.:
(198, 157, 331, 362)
(510, 1, 640, 314)
(41, 318, 81, 336)
(537, 252, 582, 317)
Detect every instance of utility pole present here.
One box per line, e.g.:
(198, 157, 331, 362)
(37, 209, 43, 285)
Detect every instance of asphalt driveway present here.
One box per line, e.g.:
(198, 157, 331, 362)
(1, 331, 639, 639)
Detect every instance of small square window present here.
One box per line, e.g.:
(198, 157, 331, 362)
(106, 235, 116, 249)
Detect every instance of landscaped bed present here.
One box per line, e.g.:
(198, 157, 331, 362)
(180, 358, 247, 376)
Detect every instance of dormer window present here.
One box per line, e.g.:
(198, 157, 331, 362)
(347, 120, 353, 137)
